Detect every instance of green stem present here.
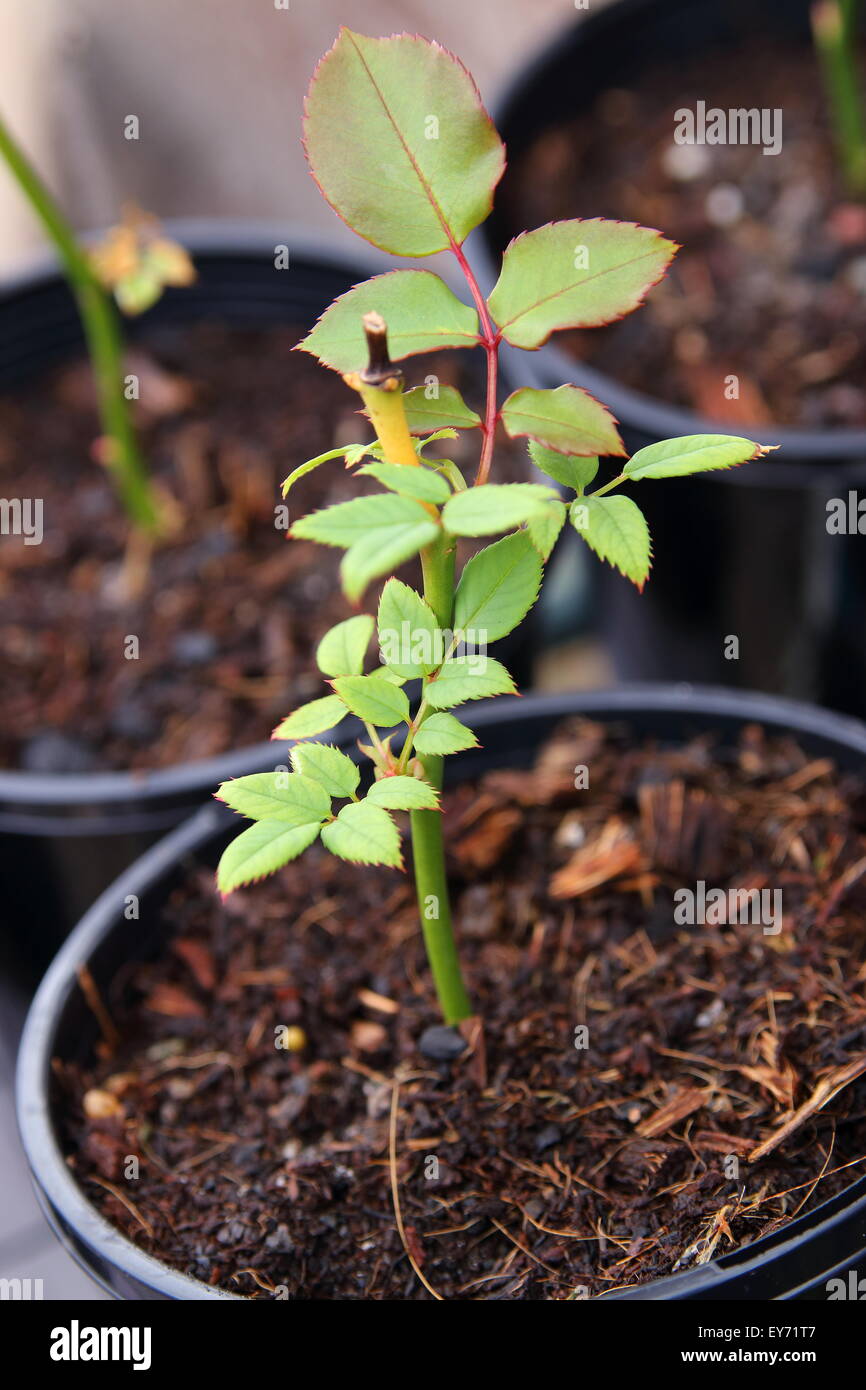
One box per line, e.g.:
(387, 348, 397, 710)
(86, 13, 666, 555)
(588, 472, 627, 499)
(0, 114, 157, 529)
(410, 530, 472, 1025)
(812, 0, 866, 198)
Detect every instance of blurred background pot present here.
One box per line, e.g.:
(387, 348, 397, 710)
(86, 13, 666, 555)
(16, 684, 866, 1300)
(0, 227, 371, 984)
(478, 0, 866, 718)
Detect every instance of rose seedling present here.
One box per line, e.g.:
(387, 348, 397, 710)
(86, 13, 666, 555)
(215, 30, 775, 1029)
(0, 119, 194, 537)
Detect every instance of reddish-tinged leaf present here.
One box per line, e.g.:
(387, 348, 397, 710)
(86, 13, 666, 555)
(501, 385, 625, 458)
(299, 271, 479, 373)
(489, 219, 678, 349)
(303, 29, 505, 256)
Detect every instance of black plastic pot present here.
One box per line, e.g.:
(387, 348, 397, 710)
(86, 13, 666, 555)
(477, 0, 866, 717)
(17, 684, 866, 1300)
(0, 225, 528, 984)
(0, 227, 383, 984)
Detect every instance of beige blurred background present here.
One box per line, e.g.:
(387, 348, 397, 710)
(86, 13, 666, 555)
(0, 0, 587, 273)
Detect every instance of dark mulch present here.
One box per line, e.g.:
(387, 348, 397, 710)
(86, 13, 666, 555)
(501, 36, 866, 428)
(0, 324, 501, 773)
(56, 717, 866, 1298)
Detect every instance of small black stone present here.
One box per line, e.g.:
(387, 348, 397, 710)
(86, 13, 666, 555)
(418, 1024, 467, 1062)
(534, 1123, 562, 1154)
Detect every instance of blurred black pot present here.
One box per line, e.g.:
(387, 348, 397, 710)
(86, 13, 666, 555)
(476, 0, 866, 717)
(17, 685, 866, 1300)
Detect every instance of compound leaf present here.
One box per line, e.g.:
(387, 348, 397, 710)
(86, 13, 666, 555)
(217, 820, 322, 895)
(321, 800, 402, 867)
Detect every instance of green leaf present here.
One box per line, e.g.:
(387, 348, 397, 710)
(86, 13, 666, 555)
(377, 578, 442, 677)
(501, 386, 624, 459)
(528, 441, 599, 493)
(454, 531, 542, 641)
(272, 694, 348, 741)
(341, 525, 440, 603)
(418, 428, 459, 448)
(527, 499, 567, 562)
(359, 462, 450, 504)
(368, 665, 408, 685)
(367, 775, 440, 810)
(321, 800, 402, 868)
(401, 385, 482, 434)
(624, 435, 775, 481)
(292, 494, 439, 599)
(114, 270, 163, 316)
(217, 821, 322, 895)
(316, 615, 375, 677)
(291, 493, 425, 549)
(489, 219, 678, 349)
(344, 441, 384, 467)
(570, 495, 651, 590)
(442, 483, 559, 537)
(428, 459, 467, 492)
(281, 445, 367, 499)
(290, 743, 360, 798)
(303, 28, 505, 256)
(413, 711, 479, 756)
(425, 656, 517, 708)
(331, 674, 411, 727)
(300, 271, 479, 373)
(216, 771, 330, 825)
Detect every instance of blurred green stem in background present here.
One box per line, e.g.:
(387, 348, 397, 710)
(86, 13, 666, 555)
(0, 114, 158, 530)
(812, 0, 866, 198)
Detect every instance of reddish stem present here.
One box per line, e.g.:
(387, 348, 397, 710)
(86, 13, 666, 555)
(450, 239, 501, 486)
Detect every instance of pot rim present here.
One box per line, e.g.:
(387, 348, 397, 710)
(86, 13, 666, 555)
(473, 0, 866, 471)
(16, 683, 866, 1301)
(0, 220, 392, 814)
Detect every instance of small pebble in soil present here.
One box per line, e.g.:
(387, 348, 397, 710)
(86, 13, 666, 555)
(661, 141, 710, 182)
(705, 183, 744, 228)
(534, 1123, 562, 1154)
(301, 572, 330, 602)
(264, 1224, 295, 1254)
(109, 701, 158, 742)
(216, 1220, 249, 1246)
(554, 812, 586, 850)
(21, 730, 96, 774)
(280, 1025, 307, 1053)
(695, 996, 726, 1030)
(172, 630, 218, 666)
(418, 1024, 467, 1062)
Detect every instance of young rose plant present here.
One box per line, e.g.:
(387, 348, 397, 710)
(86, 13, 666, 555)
(214, 30, 775, 1029)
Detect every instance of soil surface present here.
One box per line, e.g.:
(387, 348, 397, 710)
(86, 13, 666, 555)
(501, 36, 866, 428)
(0, 323, 514, 774)
(57, 717, 866, 1298)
